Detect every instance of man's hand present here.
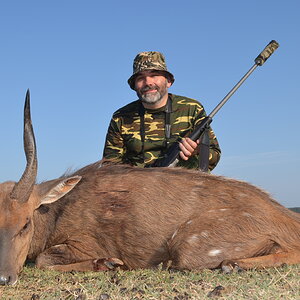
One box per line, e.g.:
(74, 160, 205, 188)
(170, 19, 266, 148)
(179, 137, 200, 161)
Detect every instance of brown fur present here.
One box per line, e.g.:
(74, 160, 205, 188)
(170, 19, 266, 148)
(31, 163, 300, 268)
(1, 162, 300, 285)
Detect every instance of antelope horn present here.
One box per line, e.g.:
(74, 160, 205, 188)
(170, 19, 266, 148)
(10, 89, 38, 202)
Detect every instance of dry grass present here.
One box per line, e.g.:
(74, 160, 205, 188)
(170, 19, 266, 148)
(0, 264, 299, 299)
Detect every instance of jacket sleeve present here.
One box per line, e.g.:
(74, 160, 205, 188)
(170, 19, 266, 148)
(102, 116, 125, 162)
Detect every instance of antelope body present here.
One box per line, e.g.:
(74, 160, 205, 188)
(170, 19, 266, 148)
(0, 91, 299, 285)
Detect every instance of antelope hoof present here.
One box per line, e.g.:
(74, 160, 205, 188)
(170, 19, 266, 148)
(221, 260, 244, 274)
(93, 258, 124, 271)
(221, 264, 233, 274)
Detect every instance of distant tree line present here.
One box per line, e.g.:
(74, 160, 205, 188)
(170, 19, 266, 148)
(289, 207, 300, 213)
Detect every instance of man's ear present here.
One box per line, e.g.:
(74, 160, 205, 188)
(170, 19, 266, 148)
(35, 176, 82, 206)
(166, 77, 172, 88)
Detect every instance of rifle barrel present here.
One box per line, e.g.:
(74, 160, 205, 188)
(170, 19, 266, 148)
(209, 40, 279, 119)
(150, 40, 279, 168)
(209, 64, 258, 119)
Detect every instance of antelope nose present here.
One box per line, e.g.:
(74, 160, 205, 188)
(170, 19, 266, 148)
(0, 275, 13, 285)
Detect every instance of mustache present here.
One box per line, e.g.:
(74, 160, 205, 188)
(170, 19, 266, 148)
(140, 85, 159, 93)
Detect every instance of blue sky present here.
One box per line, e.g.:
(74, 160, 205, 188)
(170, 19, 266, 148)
(0, 1, 299, 208)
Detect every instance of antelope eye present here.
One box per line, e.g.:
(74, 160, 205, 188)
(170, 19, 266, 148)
(19, 218, 31, 235)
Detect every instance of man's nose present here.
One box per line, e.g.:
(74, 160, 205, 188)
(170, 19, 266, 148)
(144, 76, 154, 85)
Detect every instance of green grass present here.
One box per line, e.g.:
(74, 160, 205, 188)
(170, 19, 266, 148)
(0, 264, 299, 299)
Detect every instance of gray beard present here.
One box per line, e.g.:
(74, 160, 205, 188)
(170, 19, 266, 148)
(137, 83, 168, 106)
(139, 90, 164, 105)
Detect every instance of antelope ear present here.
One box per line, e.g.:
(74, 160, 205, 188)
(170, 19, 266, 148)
(36, 176, 82, 206)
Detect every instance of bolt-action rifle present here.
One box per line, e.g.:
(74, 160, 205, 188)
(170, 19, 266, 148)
(149, 40, 279, 169)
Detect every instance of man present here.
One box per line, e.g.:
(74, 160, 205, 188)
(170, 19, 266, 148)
(103, 51, 221, 171)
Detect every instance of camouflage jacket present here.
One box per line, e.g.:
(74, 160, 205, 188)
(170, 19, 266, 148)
(103, 94, 221, 170)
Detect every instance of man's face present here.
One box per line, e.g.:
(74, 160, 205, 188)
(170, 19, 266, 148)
(134, 71, 171, 106)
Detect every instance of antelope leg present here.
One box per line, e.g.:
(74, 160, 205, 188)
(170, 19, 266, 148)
(43, 257, 124, 272)
(221, 250, 300, 271)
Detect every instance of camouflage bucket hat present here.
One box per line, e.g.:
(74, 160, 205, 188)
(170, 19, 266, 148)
(127, 51, 175, 90)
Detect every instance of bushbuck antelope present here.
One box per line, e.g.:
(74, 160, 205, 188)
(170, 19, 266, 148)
(0, 91, 299, 285)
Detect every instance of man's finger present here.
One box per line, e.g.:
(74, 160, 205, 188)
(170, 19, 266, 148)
(181, 138, 196, 153)
(179, 150, 189, 161)
(179, 141, 192, 157)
